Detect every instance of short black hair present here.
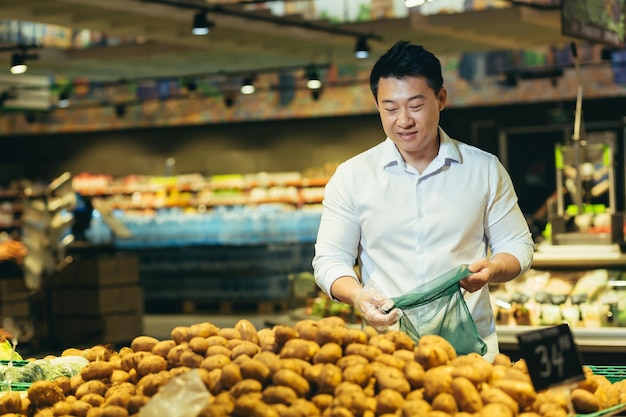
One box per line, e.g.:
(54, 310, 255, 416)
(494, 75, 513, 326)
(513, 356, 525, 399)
(369, 41, 444, 100)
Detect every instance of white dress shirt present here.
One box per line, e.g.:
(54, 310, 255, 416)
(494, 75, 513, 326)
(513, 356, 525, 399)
(313, 127, 535, 360)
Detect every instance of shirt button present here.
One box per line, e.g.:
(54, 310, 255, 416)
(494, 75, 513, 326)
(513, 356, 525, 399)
(418, 211, 424, 217)
(417, 247, 424, 253)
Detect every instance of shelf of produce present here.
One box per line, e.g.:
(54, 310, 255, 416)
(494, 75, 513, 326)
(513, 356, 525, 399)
(497, 324, 626, 352)
(532, 244, 626, 269)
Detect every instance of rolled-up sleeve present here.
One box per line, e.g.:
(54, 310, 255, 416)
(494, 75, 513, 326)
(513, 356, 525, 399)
(486, 162, 535, 275)
(312, 164, 362, 296)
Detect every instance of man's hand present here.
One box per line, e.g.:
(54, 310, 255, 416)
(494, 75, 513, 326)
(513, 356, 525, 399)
(354, 288, 400, 331)
(460, 258, 494, 293)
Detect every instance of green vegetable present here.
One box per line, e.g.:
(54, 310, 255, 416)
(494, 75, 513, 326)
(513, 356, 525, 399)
(0, 340, 22, 361)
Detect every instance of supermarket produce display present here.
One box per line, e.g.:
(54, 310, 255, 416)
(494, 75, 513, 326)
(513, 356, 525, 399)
(1, 318, 625, 417)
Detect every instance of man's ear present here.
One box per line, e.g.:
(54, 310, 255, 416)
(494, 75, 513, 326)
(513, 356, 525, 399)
(438, 87, 447, 111)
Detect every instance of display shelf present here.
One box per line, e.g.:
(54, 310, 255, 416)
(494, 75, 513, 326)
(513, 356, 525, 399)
(497, 324, 626, 352)
(532, 244, 626, 269)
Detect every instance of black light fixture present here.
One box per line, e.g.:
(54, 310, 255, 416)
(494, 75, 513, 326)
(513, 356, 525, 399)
(57, 91, 70, 108)
(240, 74, 256, 95)
(306, 66, 322, 90)
(10, 53, 26, 75)
(114, 104, 127, 118)
(192, 10, 214, 35)
(355, 36, 370, 59)
(311, 89, 322, 101)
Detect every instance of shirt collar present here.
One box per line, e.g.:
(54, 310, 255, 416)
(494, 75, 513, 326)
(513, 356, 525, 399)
(381, 126, 462, 171)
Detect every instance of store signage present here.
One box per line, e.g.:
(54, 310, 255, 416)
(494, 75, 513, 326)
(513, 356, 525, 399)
(516, 323, 585, 391)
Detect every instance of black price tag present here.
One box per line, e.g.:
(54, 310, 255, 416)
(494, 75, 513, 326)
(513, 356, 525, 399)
(516, 323, 585, 391)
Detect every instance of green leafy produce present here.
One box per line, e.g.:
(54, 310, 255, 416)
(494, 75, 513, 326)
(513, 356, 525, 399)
(0, 340, 22, 361)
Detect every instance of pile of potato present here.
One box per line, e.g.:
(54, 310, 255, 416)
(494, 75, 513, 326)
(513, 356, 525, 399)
(0, 316, 625, 417)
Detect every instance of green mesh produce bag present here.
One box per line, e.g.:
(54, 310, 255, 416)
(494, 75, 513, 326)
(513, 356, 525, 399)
(391, 264, 487, 356)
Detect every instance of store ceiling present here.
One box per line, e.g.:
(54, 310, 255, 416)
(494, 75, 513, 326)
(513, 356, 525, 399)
(0, 0, 572, 83)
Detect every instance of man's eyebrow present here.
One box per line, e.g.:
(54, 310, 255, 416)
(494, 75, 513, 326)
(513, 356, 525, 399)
(380, 94, 425, 104)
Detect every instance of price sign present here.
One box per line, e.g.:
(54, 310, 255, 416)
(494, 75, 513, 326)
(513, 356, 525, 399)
(516, 323, 585, 391)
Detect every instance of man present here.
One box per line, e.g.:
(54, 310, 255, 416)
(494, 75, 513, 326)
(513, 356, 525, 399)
(312, 41, 534, 361)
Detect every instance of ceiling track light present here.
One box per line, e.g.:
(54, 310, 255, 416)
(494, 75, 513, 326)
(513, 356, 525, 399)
(355, 36, 371, 59)
(10, 53, 26, 75)
(305, 66, 322, 90)
(57, 91, 71, 108)
(240, 74, 256, 95)
(192, 10, 214, 35)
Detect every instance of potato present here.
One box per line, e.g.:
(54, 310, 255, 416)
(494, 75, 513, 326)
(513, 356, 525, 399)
(232, 341, 260, 359)
(316, 325, 346, 346)
(280, 338, 319, 361)
(180, 350, 204, 368)
(100, 405, 129, 417)
(81, 361, 114, 381)
(81, 393, 105, 407)
(253, 351, 281, 375)
(70, 399, 93, 417)
(369, 335, 396, 354)
(294, 320, 319, 341)
(131, 336, 160, 352)
(375, 365, 411, 396)
(418, 335, 457, 360)
(220, 363, 242, 390)
(342, 363, 373, 388)
(375, 353, 406, 370)
(451, 376, 483, 413)
(431, 392, 458, 414)
(344, 343, 382, 361)
(311, 393, 334, 412)
(206, 335, 229, 347)
(235, 319, 260, 344)
(337, 354, 369, 369)
(126, 395, 149, 415)
(404, 360, 425, 389)
(278, 358, 309, 377)
(313, 342, 343, 364)
(188, 336, 210, 354)
(230, 379, 263, 398)
(376, 388, 405, 415)
(166, 343, 190, 368)
(493, 378, 536, 409)
(273, 369, 310, 397)
(282, 398, 320, 417)
(424, 366, 454, 401)
(189, 321, 219, 338)
(218, 328, 242, 341)
(137, 354, 168, 377)
(480, 386, 518, 414)
(171, 326, 192, 344)
(0, 391, 22, 414)
(415, 343, 450, 369)
(239, 359, 271, 383)
(263, 385, 299, 405)
(274, 325, 299, 347)
(316, 363, 343, 394)
(136, 373, 168, 397)
(206, 345, 232, 358)
(480, 402, 514, 417)
(28, 380, 65, 409)
(401, 398, 432, 417)
(318, 316, 346, 328)
(75, 380, 108, 398)
(342, 328, 368, 346)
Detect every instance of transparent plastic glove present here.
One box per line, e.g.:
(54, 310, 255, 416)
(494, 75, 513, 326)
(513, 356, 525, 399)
(354, 285, 400, 332)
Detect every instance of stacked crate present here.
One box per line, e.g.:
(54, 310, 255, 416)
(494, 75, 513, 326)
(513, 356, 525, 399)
(0, 275, 31, 334)
(48, 253, 143, 347)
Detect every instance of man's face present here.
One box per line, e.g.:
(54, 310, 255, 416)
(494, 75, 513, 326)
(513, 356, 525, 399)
(375, 76, 446, 155)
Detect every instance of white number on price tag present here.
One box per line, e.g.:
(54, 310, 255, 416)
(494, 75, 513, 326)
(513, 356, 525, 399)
(517, 323, 585, 391)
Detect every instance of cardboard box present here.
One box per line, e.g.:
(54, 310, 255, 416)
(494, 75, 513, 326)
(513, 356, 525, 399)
(51, 254, 139, 287)
(49, 312, 143, 346)
(0, 298, 30, 318)
(50, 285, 143, 315)
(0, 278, 29, 300)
